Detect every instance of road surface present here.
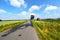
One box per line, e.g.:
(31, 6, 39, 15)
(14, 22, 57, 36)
(0, 21, 39, 40)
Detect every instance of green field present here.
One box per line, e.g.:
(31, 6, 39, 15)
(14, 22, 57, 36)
(32, 19, 60, 40)
(0, 20, 27, 32)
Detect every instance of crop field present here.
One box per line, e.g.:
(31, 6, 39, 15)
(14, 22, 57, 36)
(0, 20, 27, 32)
(32, 20, 60, 40)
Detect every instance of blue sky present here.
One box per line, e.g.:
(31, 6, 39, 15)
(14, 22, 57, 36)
(0, 0, 60, 20)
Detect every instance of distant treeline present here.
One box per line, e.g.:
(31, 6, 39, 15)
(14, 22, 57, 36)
(41, 18, 60, 23)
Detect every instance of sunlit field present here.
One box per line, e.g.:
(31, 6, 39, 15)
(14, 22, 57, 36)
(32, 19, 60, 40)
(0, 20, 27, 32)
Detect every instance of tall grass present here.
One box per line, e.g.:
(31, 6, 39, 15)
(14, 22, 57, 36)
(32, 20, 60, 40)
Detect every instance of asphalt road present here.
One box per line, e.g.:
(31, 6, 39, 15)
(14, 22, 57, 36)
(0, 21, 39, 40)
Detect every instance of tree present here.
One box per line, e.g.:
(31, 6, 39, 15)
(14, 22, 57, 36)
(57, 18, 60, 20)
(37, 18, 40, 21)
(30, 15, 34, 20)
(0, 19, 2, 21)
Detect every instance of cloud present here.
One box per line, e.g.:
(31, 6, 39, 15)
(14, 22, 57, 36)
(17, 5, 42, 19)
(0, 9, 7, 14)
(29, 5, 40, 12)
(44, 5, 58, 14)
(43, 5, 60, 18)
(20, 11, 36, 16)
(17, 11, 39, 19)
(29, 13, 36, 15)
(17, 5, 41, 19)
(6, 0, 27, 8)
(45, 5, 58, 12)
(20, 11, 28, 15)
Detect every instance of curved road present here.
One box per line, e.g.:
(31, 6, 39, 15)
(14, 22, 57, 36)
(0, 21, 39, 40)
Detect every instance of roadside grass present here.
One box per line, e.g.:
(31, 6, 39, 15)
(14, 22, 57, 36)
(32, 20, 60, 40)
(0, 20, 27, 32)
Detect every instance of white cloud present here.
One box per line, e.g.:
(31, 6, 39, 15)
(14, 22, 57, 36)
(29, 5, 40, 12)
(7, 0, 26, 8)
(29, 13, 36, 15)
(20, 11, 28, 15)
(17, 5, 41, 19)
(43, 5, 60, 18)
(17, 11, 39, 19)
(21, 11, 36, 16)
(44, 5, 58, 14)
(29, 12, 40, 19)
(18, 11, 36, 16)
(0, 9, 7, 14)
(45, 5, 58, 12)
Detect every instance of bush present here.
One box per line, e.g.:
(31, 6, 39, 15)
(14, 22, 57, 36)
(37, 18, 40, 21)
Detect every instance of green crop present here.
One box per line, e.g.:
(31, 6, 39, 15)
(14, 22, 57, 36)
(32, 20, 60, 40)
(0, 20, 27, 32)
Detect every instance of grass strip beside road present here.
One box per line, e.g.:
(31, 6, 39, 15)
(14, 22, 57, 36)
(0, 20, 27, 32)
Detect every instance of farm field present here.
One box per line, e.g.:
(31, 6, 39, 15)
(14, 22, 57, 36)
(32, 19, 60, 40)
(0, 20, 27, 32)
